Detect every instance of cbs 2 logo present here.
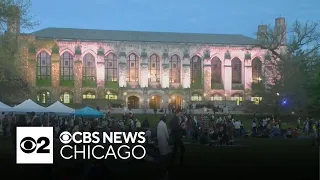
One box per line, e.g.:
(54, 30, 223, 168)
(20, 136, 50, 154)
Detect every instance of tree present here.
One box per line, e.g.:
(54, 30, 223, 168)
(0, 0, 37, 103)
(257, 20, 320, 116)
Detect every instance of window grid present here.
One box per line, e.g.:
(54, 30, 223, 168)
(169, 55, 181, 83)
(82, 92, 96, 99)
(191, 56, 201, 83)
(232, 58, 242, 84)
(148, 54, 160, 82)
(82, 53, 96, 81)
(191, 94, 202, 101)
(211, 57, 222, 83)
(37, 52, 51, 80)
(105, 53, 118, 82)
(60, 52, 74, 81)
(127, 53, 139, 82)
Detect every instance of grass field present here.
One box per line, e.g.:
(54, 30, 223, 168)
(110, 113, 298, 129)
(0, 114, 316, 179)
(0, 136, 318, 179)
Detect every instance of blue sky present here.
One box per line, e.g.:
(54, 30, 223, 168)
(28, 0, 319, 38)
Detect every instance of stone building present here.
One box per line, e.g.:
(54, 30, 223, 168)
(12, 16, 286, 109)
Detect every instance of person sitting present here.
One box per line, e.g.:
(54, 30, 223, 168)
(286, 128, 293, 138)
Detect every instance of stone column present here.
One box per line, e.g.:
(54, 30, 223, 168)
(182, 65, 191, 88)
(203, 62, 211, 94)
(51, 53, 60, 101)
(74, 56, 83, 103)
(244, 59, 252, 90)
(162, 58, 169, 88)
(182, 57, 190, 88)
(27, 52, 37, 99)
(96, 56, 105, 99)
(118, 55, 127, 87)
(140, 60, 149, 88)
(224, 58, 232, 92)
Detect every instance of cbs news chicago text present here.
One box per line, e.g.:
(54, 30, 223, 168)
(16, 127, 147, 164)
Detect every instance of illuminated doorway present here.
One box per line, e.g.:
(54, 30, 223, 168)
(149, 95, 162, 109)
(169, 95, 182, 109)
(128, 96, 140, 109)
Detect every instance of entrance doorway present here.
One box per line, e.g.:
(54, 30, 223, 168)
(149, 95, 162, 109)
(128, 96, 140, 109)
(170, 95, 182, 109)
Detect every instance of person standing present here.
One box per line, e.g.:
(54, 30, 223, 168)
(157, 116, 171, 155)
(169, 109, 185, 166)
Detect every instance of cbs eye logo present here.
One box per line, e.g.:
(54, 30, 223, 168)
(59, 131, 72, 144)
(20, 136, 50, 154)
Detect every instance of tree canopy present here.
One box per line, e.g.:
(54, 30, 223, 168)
(257, 20, 320, 117)
(0, 0, 36, 103)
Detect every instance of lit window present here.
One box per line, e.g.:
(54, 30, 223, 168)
(231, 95, 243, 105)
(83, 92, 96, 99)
(37, 91, 50, 104)
(60, 92, 73, 104)
(191, 94, 202, 101)
(251, 97, 262, 104)
(105, 91, 118, 100)
(210, 95, 223, 101)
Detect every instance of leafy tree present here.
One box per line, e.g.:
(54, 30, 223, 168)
(0, 0, 37, 103)
(257, 20, 320, 116)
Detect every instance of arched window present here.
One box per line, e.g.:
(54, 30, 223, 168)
(252, 58, 263, 83)
(60, 52, 73, 80)
(60, 91, 73, 104)
(37, 90, 51, 104)
(211, 57, 222, 83)
(82, 53, 96, 81)
(169, 55, 181, 83)
(231, 58, 242, 84)
(37, 51, 51, 80)
(148, 54, 160, 83)
(210, 94, 223, 101)
(191, 93, 202, 101)
(105, 53, 118, 82)
(82, 91, 96, 99)
(127, 53, 139, 82)
(105, 91, 118, 100)
(191, 56, 201, 83)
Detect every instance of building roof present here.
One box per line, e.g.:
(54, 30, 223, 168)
(31, 27, 259, 45)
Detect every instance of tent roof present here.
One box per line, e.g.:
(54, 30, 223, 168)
(13, 99, 48, 113)
(47, 101, 75, 114)
(75, 106, 103, 117)
(0, 101, 12, 112)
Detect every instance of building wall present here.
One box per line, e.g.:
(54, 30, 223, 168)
(19, 36, 271, 108)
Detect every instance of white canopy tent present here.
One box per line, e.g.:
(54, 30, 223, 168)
(13, 99, 48, 113)
(46, 101, 75, 115)
(0, 101, 12, 112)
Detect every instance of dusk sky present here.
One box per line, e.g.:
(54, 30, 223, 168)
(28, 0, 319, 38)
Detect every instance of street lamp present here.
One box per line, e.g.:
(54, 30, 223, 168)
(224, 93, 227, 106)
(276, 93, 280, 96)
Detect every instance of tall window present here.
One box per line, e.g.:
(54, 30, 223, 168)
(60, 91, 73, 104)
(191, 93, 202, 101)
(252, 58, 262, 83)
(105, 53, 118, 81)
(37, 51, 51, 80)
(191, 56, 201, 83)
(211, 57, 222, 83)
(127, 53, 139, 82)
(231, 58, 242, 83)
(60, 52, 73, 80)
(37, 91, 50, 104)
(169, 55, 181, 83)
(82, 53, 96, 81)
(148, 54, 160, 82)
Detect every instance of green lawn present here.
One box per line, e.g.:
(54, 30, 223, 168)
(110, 113, 298, 129)
(0, 137, 318, 179)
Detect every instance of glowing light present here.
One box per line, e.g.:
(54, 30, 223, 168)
(172, 96, 176, 100)
(276, 93, 280, 96)
(257, 77, 262, 81)
(152, 96, 154, 99)
(204, 93, 206, 97)
(123, 92, 127, 96)
(107, 91, 110, 95)
(224, 93, 227, 96)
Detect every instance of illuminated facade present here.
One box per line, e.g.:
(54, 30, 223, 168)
(14, 18, 285, 109)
